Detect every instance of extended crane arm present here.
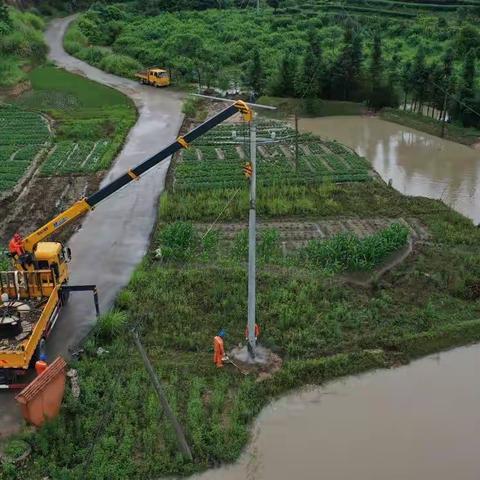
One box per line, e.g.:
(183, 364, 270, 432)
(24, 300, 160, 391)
(22, 100, 252, 253)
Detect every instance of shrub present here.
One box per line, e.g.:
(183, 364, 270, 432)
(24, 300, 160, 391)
(302, 223, 409, 272)
(96, 310, 128, 340)
(99, 53, 142, 78)
(182, 97, 201, 117)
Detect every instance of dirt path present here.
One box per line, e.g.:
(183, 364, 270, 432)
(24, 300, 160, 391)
(0, 16, 184, 437)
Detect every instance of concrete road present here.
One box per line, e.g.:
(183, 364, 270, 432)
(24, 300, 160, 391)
(0, 16, 184, 437)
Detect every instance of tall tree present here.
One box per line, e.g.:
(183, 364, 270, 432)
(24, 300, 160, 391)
(387, 52, 400, 89)
(438, 48, 455, 133)
(400, 61, 412, 111)
(334, 26, 363, 101)
(273, 51, 297, 97)
(295, 29, 323, 99)
(369, 33, 383, 87)
(0, 0, 11, 27)
(245, 48, 266, 98)
(366, 33, 397, 110)
(454, 49, 479, 128)
(461, 49, 476, 96)
(411, 47, 428, 112)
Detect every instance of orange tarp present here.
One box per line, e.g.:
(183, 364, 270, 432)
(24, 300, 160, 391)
(15, 357, 67, 427)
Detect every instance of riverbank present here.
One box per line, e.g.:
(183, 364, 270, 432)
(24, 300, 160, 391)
(258, 97, 480, 148)
(380, 108, 480, 147)
(257, 96, 366, 118)
(11, 103, 480, 478)
(298, 115, 480, 225)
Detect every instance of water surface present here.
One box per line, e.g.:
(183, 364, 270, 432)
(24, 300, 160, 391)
(299, 116, 480, 224)
(189, 344, 480, 480)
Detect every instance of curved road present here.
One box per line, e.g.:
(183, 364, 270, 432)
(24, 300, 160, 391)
(0, 16, 184, 436)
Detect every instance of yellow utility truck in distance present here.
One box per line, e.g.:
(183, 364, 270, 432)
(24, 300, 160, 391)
(135, 67, 170, 87)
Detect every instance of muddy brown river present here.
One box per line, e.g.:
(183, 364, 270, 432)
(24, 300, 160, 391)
(299, 116, 480, 224)
(188, 344, 480, 480)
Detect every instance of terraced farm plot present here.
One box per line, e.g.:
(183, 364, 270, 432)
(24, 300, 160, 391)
(193, 217, 428, 249)
(41, 140, 111, 175)
(0, 106, 50, 192)
(173, 122, 371, 191)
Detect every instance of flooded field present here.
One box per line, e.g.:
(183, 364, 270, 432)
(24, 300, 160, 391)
(299, 116, 480, 224)
(188, 344, 480, 480)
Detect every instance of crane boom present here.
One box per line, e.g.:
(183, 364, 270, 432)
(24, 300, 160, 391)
(22, 100, 252, 253)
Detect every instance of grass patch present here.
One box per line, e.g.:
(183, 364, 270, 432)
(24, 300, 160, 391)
(301, 222, 409, 272)
(18, 66, 133, 117)
(12, 66, 137, 174)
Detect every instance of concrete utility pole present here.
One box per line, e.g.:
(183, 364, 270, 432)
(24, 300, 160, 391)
(257, 0, 260, 14)
(132, 331, 193, 460)
(247, 119, 257, 358)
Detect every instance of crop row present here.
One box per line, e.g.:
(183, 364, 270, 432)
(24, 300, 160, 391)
(0, 106, 50, 147)
(301, 222, 410, 272)
(0, 106, 51, 193)
(41, 140, 111, 175)
(174, 122, 370, 191)
(0, 145, 43, 193)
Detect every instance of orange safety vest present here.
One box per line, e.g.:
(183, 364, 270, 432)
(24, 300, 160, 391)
(9, 238, 24, 257)
(35, 360, 48, 376)
(245, 324, 260, 339)
(213, 336, 225, 367)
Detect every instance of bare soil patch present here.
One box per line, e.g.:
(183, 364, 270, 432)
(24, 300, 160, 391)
(0, 174, 102, 245)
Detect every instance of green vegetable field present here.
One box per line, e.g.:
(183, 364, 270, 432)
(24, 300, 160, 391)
(0, 106, 50, 192)
(174, 121, 370, 191)
(41, 140, 111, 175)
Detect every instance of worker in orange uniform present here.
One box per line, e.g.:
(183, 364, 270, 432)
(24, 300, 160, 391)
(9, 233, 25, 258)
(213, 330, 227, 368)
(245, 323, 260, 342)
(35, 354, 48, 376)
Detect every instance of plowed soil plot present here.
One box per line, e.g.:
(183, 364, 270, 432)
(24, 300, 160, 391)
(194, 217, 429, 250)
(0, 174, 101, 244)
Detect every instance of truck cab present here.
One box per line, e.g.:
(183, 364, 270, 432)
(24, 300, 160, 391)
(14, 242, 70, 289)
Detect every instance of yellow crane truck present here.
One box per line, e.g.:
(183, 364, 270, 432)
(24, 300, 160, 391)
(135, 67, 171, 87)
(0, 101, 252, 389)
